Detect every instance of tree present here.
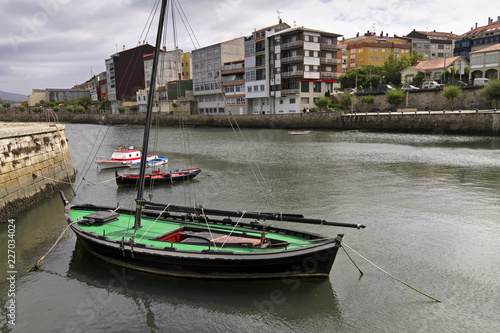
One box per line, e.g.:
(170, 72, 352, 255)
(481, 79, 500, 108)
(338, 93, 352, 110)
(442, 86, 462, 109)
(361, 95, 375, 104)
(385, 89, 405, 110)
(314, 96, 331, 111)
(413, 72, 426, 87)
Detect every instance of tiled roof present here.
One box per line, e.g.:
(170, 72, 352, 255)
(469, 43, 500, 54)
(412, 56, 462, 71)
(460, 22, 500, 37)
(414, 30, 458, 38)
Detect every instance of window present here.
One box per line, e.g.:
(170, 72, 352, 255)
(248, 86, 252, 93)
(260, 85, 265, 91)
(280, 99, 284, 104)
(313, 82, 321, 93)
(485, 52, 499, 65)
(290, 98, 296, 104)
(325, 82, 333, 93)
(301, 97, 310, 104)
(301, 81, 309, 92)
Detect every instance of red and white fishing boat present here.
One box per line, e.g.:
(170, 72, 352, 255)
(95, 147, 158, 169)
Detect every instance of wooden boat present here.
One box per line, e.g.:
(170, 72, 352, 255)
(61, 0, 365, 279)
(288, 131, 311, 135)
(115, 168, 201, 186)
(95, 148, 159, 169)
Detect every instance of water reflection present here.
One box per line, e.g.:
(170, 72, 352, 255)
(66, 242, 342, 332)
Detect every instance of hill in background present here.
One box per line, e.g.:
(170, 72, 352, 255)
(0, 90, 28, 102)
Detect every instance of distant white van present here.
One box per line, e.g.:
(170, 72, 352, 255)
(473, 78, 489, 86)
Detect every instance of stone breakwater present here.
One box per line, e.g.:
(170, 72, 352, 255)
(0, 123, 75, 220)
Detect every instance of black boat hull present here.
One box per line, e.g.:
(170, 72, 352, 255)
(116, 168, 201, 186)
(71, 229, 341, 279)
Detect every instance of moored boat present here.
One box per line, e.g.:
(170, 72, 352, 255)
(95, 148, 158, 169)
(127, 156, 169, 169)
(115, 168, 201, 186)
(288, 131, 311, 135)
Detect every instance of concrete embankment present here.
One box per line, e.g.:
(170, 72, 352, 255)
(0, 122, 75, 220)
(1, 110, 500, 135)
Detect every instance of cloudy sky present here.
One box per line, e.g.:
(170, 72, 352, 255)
(0, 0, 498, 96)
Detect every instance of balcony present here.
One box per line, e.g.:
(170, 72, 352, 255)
(281, 88, 299, 95)
(320, 57, 341, 64)
(281, 55, 304, 64)
(321, 43, 341, 51)
(281, 70, 304, 79)
(320, 72, 341, 79)
(281, 40, 303, 50)
(222, 63, 245, 75)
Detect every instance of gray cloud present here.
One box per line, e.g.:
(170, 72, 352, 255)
(0, 0, 496, 95)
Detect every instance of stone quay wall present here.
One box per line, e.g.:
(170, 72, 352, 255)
(0, 123, 75, 220)
(354, 86, 490, 113)
(1, 109, 500, 135)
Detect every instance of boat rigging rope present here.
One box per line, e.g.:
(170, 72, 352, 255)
(136, 204, 171, 242)
(27, 222, 78, 272)
(75, 126, 109, 193)
(340, 240, 442, 303)
(199, 207, 218, 251)
(225, 114, 280, 212)
(219, 211, 246, 249)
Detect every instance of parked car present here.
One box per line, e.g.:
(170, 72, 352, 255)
(401, 84, 420, 91)
(422, 81, 444, 89)
(343, 88, 357, 93)
(446, 80, 468, 87)
(473, 78, 489, 86)
(377, 85, 395, 92)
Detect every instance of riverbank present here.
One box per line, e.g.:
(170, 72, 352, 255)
(1, 109, 500, 135)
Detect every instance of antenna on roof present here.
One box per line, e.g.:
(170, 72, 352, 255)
(277, 10, 284, 23)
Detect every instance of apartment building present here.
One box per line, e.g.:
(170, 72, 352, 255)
(192, 37, 245, 115)
(454, 16, 500, 61)
(405, 30, 457, 60)
(141, 48, 182, 112)
(244, 22, 290, 114)
(343, 31, 411, 71)
(268, 27, 342, 113)
(105, 43, 155, 113)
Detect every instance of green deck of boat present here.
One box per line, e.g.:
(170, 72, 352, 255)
(70, 209, 318, 253)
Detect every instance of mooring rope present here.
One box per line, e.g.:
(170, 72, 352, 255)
(27, 221, 78, 272)
(340, 240, 442, 302)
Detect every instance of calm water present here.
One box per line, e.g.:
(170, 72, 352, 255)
(1, 123, 500, 332)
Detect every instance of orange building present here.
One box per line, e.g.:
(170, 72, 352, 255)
(343, 31, 411, 70)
